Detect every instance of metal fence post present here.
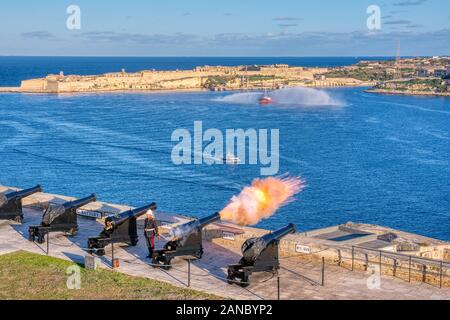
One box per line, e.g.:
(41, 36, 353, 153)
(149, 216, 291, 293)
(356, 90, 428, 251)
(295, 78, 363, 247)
(422, 264, 426, 283)
(46, 233, 49, 255)
(409, 256, 412, 283)
(321, 257, 325, 286)
(393, 259, 397, 277)
(364, 253, 369, 271)
(379, 251, 382, 275)
(277, 276, 280, 300)
(188, 259, 191, 287)
(351, 246, 354, 271)
(111, 242, 115, 269)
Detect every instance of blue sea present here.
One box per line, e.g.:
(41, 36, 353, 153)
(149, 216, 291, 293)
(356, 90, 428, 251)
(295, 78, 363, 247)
(0, 57, 449, 241)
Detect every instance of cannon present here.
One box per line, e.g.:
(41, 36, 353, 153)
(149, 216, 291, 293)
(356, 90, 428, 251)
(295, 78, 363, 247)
(152, 212, 221, 270)
(88, 203, 157, 256)
(227, 223, 296, 287)
(0, 185, 43, 223)
(28, 194, 97, 243)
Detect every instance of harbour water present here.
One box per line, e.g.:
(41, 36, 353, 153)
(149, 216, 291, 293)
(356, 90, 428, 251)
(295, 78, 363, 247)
(0, 57, 449, 240)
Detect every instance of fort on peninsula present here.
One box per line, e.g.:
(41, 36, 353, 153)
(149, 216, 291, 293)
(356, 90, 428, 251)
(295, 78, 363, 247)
(0, 64, 372, 94)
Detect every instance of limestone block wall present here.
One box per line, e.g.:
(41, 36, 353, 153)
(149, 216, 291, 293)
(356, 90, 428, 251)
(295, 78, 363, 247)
(1, 184, 449, 288)
(21, 79, 47, 91)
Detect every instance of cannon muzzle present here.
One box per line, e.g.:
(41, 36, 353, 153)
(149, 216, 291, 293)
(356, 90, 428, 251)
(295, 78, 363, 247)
(241, 223, 296, 264)
(63, 194, 97, 210)
(182, 212, 221, 229)
(259, 223, 296, 245)
(105, 202, 157, 231)
(198, 212, 221, 228)
(170, 212, 221, 241)
(2, 185, 43, 204)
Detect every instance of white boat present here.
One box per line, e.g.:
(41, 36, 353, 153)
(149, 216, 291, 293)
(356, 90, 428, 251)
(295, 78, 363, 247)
(224, 153, 241, 164)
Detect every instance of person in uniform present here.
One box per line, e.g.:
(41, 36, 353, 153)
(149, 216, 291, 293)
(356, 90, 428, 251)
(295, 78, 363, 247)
(144, 208, 159, 258)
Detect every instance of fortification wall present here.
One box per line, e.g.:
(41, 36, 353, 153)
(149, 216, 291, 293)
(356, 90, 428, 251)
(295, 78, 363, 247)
(21, 79, 47, 91)
(1, 184, 449, 288)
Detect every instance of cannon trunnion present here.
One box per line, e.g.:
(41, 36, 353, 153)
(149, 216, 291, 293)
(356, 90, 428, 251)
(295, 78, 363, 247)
(87, 203, 157, 256)
(152, 212, 221, 270)
(227, 223, 296, 287)
(0, 185, 43, 223)
(28, 194, 97, 244)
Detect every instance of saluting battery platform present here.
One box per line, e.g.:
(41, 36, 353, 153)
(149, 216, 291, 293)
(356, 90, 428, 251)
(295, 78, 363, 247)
(28, 194, 97, 243)
(152, 212, 221, 270)
(88, 203, 157, 256)
(0, 185, 43, 223)
(227, 223, 296, 287)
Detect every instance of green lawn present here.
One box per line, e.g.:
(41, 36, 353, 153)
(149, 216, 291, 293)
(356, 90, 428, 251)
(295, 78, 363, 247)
(0, 251, 222, 300)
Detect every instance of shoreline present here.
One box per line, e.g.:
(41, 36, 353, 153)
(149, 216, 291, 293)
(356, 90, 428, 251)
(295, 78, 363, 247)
(366, 89, 450, 98)
(0, 87, 209, 95)
(0, 83, 372, 95)
(3, 85, 449, 98)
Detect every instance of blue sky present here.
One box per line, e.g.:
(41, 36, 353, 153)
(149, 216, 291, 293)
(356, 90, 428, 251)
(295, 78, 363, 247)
(1, 0, 449, 56)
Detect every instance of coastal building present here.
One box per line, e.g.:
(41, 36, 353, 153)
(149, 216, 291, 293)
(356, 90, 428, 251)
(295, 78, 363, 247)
(434, 68, 447, 78)
(443, 74, 450, 84)
(417, 68, 432, 77)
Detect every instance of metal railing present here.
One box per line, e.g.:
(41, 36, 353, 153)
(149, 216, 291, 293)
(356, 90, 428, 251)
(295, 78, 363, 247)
(335, 245, 450, 288)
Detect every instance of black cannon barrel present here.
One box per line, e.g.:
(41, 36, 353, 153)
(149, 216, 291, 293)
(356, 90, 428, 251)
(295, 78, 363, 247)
(63, 194, 97, 210)
(241, 223, 297, 263)
(260, 223, 296, 244)
(106, 202, 157, 230)
(5, 185, 43, 201)
(179, 212, 221, 230)
(198, 212, 221, 228)
(168, 212, 221, 241)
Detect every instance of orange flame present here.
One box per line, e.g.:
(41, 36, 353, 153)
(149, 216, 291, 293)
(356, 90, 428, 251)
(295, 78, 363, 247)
(220, 176, 305, 226)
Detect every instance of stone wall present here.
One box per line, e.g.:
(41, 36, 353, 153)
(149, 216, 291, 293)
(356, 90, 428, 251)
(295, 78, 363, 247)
(2, 184, 449, 288)
(15, 65, 373, 93)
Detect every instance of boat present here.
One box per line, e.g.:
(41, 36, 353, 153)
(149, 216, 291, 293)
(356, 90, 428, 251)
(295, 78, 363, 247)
(259, 89, 274, 105)
(224, 153, 241, 164)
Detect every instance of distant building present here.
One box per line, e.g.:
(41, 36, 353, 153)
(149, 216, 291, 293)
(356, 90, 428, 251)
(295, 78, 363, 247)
(314, 74, 326, 80)
(443, 74, 450, 84)
(417, 67, 448, 78)
(417, 68, 431, 77)
(434, 68, 447, 78)
(246, 65, 262, 72)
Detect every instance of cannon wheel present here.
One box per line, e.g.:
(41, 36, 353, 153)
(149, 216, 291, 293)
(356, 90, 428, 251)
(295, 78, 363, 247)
(151, 256, 160, 268)
(195, 248, 203, 259)
(151, 255, 172, 270)
(239, 275, 250, 288)
(236, 272, 250, 288)
(13, 216, 23, 224)
(227, 270, 235, 285)
(37, 235, 45, 244)
(162, 257, 172, 270)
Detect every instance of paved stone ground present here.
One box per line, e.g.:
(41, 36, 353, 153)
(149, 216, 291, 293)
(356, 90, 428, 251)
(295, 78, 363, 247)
(0, 208, 449, 300)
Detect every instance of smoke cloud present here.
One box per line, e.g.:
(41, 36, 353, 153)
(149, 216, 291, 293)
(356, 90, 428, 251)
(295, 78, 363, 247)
(220, 175, 304, 226)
